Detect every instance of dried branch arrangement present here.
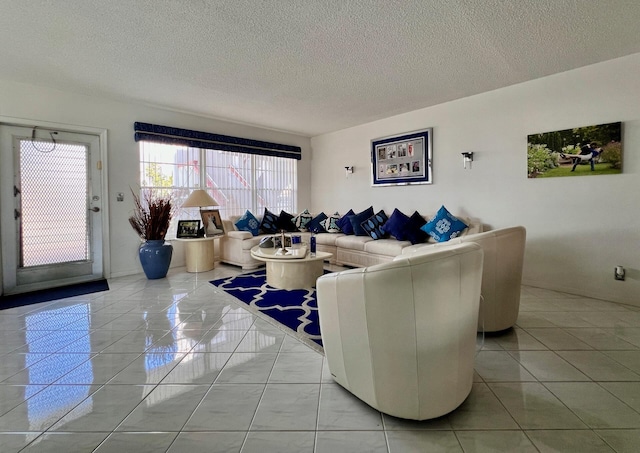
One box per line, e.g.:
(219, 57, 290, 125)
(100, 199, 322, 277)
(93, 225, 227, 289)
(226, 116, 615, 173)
(128, 189, 173, 241)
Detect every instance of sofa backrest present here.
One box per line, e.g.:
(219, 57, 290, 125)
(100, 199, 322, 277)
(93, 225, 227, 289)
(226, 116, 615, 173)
(225, 212, 482, 237)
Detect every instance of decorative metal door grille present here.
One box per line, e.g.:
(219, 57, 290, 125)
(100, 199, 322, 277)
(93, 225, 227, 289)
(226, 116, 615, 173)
(19, 139, 90, 267)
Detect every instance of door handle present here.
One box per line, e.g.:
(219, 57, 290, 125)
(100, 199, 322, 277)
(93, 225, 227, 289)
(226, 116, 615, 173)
(89, 207, 100, 212)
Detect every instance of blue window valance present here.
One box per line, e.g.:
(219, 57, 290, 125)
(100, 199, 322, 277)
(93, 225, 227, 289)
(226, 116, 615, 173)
(134, 122, 302, 160)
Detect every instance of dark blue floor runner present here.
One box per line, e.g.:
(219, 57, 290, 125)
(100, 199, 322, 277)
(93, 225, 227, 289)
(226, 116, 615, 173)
(0, 279, 109, 310)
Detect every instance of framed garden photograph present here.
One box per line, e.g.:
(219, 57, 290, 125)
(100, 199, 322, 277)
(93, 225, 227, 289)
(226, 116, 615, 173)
(176, 220, 201, 238)
(527, 121, 622, 178)
(371, 128, 433, 186)
(200, 209, 225, 236)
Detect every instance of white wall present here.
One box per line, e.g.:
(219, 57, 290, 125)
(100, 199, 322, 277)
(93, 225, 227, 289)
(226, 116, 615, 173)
(0, 80, 311, 279)
(310, 53, 640, 307)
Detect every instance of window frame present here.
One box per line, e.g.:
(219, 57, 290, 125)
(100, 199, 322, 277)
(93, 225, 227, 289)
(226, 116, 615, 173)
(138, 141, 297, 235)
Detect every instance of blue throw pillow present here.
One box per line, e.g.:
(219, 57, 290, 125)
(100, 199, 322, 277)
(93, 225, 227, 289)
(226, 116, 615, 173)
(321, 211, 342, 233)
(361, 210, 388, 240)
(337, 209, 355, 235)
(259, 208, 279, 233)
(349, 206, 375, 236)
(234, 210, 260, 236)
(306, 212, 328, 233)
(277, 210, 298, 232)
(420, 205, 469, 242)
(383, 208, 411, 240)
(402, 211, 429, 245)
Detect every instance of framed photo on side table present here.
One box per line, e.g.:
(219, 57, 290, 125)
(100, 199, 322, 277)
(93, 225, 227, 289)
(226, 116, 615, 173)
(176, 220, 201, 238)
(371, 128, 433, 186)
(200, 209, 225, 236)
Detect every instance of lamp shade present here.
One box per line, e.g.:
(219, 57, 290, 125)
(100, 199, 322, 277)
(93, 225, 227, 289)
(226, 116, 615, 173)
(182, 189, 218, 208)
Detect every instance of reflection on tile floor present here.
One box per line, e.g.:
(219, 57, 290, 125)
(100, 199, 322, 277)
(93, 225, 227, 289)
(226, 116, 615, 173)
(0, 264, 639, 452)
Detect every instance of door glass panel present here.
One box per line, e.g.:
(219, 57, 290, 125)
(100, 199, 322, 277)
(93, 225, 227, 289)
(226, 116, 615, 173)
(19, 139, 89, 267)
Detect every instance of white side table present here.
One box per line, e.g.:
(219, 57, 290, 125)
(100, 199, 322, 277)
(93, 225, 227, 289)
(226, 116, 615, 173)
(175, 237, 215, 272)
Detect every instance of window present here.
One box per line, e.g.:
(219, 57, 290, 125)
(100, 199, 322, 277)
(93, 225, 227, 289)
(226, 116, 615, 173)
(139, 141, 297, 232)
(203, 149, 297, 218)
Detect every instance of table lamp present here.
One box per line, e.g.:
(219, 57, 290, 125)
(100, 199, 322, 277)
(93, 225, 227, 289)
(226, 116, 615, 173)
(182, 189, 218, 236)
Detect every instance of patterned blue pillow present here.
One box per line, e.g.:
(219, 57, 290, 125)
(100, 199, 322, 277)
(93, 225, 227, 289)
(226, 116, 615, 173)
(234, 210, 260, 236)
(420, 205, 468, 242)
(293, 209, 313, 231)
(321, 211, 341, 233)
(383, 208, 411, 240)
(259, 208, 279, 233)
(349, 206, 375, 236)
(337, 209, 355, 234)
(306, 212, 328, 233)
(361, 210, 388, 240)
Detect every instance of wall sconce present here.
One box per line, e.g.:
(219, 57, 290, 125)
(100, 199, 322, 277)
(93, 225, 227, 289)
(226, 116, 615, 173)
(345, 166, 354, 177)
(461, 152, 474, 169)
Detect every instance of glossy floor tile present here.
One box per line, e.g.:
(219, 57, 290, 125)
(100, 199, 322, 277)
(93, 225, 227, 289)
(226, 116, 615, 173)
(0, 264, 639, 452)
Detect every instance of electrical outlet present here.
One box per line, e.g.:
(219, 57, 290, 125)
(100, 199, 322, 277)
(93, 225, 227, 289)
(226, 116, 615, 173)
(615, 265, 625, 281)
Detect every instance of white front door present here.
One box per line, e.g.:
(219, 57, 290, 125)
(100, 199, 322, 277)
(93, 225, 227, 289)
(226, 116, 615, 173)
(0, 125, 104, 294)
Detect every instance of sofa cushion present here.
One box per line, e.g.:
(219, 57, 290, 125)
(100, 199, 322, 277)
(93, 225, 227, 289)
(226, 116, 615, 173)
(315, 232, 344, 246)
(336, 234, 373, 251)
(421, 205, 468, 242)
(234, 210, 260, 236)
(337, 209, 355, 234)
(321, 211, 341, 233)
(364, 238, 411, 256)
(402, 211, 429, 245)
(259, 208, 280, 233)
(277, 210, 298, 232)
(349, 206, 374, 236)
(383, 208, 411, 240)
(307, 212, 328, 233)
(293, 209, 313, 231)
(361, 210, 388, 240)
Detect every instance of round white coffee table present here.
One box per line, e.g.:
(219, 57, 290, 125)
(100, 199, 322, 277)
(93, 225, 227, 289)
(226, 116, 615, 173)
(250, 246, 332, 290)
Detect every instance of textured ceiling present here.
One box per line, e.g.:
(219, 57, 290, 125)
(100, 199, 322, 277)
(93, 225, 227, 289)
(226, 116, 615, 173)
(2, 0, 640, 136)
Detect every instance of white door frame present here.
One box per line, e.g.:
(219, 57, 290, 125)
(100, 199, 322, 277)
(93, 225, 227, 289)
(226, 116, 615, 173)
(0, 116, 110, 294)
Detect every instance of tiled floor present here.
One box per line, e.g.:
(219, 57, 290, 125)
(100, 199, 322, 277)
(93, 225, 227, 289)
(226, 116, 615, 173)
(1, 264, 639, 452)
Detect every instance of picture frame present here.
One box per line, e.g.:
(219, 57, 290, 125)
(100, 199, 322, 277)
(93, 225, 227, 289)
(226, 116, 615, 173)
(371, 128, 433, 186)
(176, 220, 201, 238)
(200, 209, 225, 236)
(527, 121, 622, 178)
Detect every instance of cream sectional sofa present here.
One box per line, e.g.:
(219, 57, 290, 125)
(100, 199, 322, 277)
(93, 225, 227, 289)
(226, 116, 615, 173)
(219, 213, 483, 270)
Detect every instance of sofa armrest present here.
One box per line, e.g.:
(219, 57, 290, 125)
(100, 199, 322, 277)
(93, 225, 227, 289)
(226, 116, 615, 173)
(226, 230, 254, 240)
(222, 219, 236, 231)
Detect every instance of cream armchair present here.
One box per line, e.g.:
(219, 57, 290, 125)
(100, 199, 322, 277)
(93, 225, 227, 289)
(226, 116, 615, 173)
(316, 242, 484, 421)
(422, 226, 526, 332)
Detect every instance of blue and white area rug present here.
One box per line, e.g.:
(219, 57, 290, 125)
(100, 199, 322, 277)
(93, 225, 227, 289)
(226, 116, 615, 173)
(210, 270, 323, 351)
